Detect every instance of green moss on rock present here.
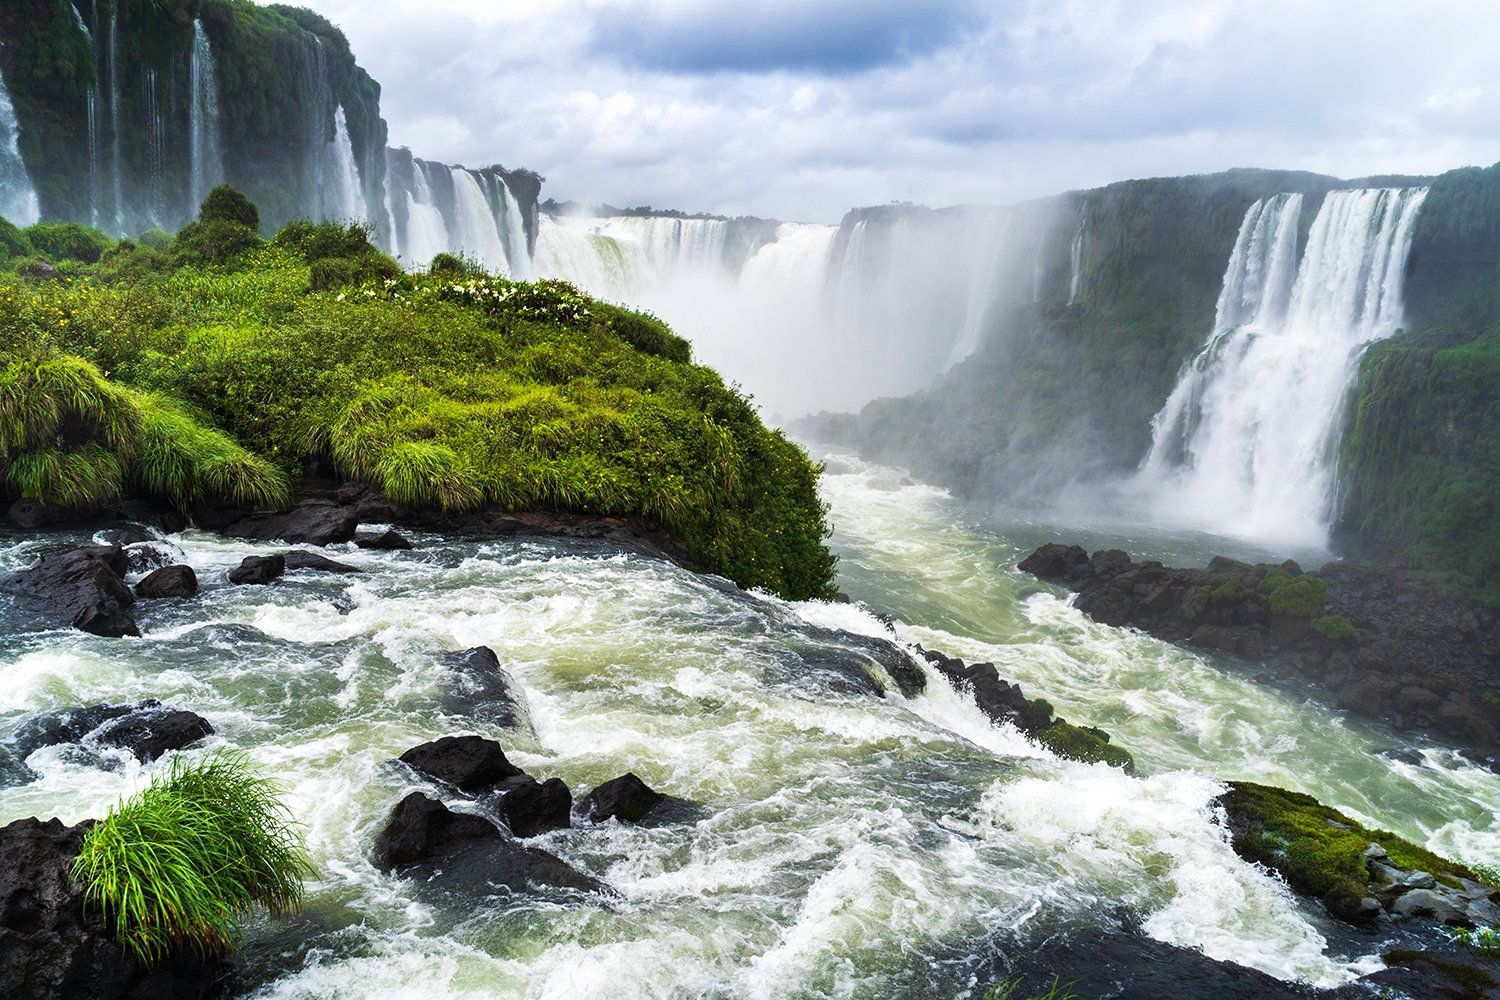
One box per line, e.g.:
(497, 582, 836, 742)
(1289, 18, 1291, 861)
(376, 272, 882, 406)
(1037, 721, 1135, 773)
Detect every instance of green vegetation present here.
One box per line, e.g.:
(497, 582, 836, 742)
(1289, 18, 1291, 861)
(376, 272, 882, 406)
(1221, 782, 1495, 919)
(1311, 614, 1355, 640)
(982, 976, 1078, 1000)
(1037, 720, 1135, 772)
(0, 190, 838, 600)
(1452, 926, 1500, 960)
(71, 751, 312, 966)
(1257, 568, 1327, 617)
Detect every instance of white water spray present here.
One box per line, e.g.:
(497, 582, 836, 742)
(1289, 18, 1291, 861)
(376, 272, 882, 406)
(189, 20, 225, 212)
(324, 105, 367, 222)
(1138, 187, 1429, 548)
(0, 45, 39, 226)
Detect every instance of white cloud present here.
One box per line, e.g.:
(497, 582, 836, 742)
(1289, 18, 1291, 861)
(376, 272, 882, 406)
(295, 0, 1500, 222)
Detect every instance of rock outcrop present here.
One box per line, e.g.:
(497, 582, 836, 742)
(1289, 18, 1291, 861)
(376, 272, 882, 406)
(10, 701, 214, 768)
(398, 735, 525, 794)
(228, 555, 285, 586)
(135, 565, 198, 600)
(580, 773, 667, 824)
(5, 545, 138, 637)
(1018, 544, 1500, 762)
(373, 793, 604, 895)
(0, 816, 231, 999)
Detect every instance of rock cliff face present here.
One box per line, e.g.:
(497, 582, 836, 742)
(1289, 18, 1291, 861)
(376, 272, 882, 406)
(1018, 543, 1500, 764)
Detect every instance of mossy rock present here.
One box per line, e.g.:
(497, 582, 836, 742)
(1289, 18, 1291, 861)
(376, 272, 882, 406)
(1037, 720, 1135, 772)
(1219, 782, 1492, 922)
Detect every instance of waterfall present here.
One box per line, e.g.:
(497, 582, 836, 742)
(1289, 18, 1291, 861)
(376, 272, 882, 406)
(189, 20, 225, 212)
(494, 176, 532, 279)
(141, 67, 167, 227)
(449, 167, 510, 272)
(0, 39, 38, 226)
(947, 208, 1013, 365)
(1137, 187, 1429, 548)
(107, 3, 123, 231)
(324, 106, 367, 221)
(71, 4, 101, 227)
(1067, 217, 1086, 305)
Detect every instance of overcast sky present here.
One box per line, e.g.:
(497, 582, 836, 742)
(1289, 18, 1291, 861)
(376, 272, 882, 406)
(296, 0, 1500, 223)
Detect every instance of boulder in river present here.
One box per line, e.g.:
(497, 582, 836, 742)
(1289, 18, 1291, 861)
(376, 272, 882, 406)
(498, 777, 572, 837)
(135, 565, 198, 600)
(210, 499, 361, 547)
(356, 529, 413, 551)
(580, 773, 667, 824)
(10, 700, 214, 766)
(5, 545, 138, 637)
(445, 646, 534, 734)
(0, 816, 231, 999)
(283, 550, 362, 574)
(398, 735, 525, 793)
(374, 792, 605, 895)
(228, 555, 285, 585)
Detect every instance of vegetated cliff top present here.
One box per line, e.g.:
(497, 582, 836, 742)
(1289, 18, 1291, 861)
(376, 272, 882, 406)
(0, 191, 838, 601)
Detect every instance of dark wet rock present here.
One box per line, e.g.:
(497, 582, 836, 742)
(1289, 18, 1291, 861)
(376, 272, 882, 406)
(579, 773, 668, 824)
(499, 777, 572, 837)
(976, 924, 1364, 1000)
(228, 555, 285, 586)
(135, 565, 198, 600)
(374, 793, 605, 895)
(11, 700, 213, 765)
(1374, 943, 1500, 1000)
(921, 646, 1134, 771)
(5, 545, 138, 637)
(116, 500, 189, 535)
(356, 529, 413, 551)
(0, 816, 232, 999)
(1019, 544, 1500, 760)
(123, 543, 178, 575)
(445, 647, 534, 733)
(282, 550, 362, 574)
(398, 735, 524, 793)
(210, 499, 360, 547)
(6, 497, 111, 530)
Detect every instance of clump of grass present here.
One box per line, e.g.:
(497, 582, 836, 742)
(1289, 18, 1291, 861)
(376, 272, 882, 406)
(5, 443, 122, 507)
(984, 976, 1079, 1000)
(129, 391, 291, 510)
(1452, 926, 1500, 960)
(71, 751, 313, 967)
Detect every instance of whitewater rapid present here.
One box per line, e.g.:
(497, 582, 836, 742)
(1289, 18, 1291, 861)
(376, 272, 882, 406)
(1, 455, 1496, 997)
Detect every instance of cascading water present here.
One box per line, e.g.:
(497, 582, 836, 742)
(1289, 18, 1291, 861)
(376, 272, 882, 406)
(107, 1, 123, 232)
(947, 208, 1013, 365)
(0, 44, 40, 226)
(1066, 216, 1086, 305)
(2, 454, 1495, 995)
(141, 67, 167, 227)
(400, 168, 449, 268)
(71, 4, 102, 227)
(189, 20, 225, 211)
(449, 167, 511, 273)
(1137, 187, 1429, 548)
(324, 106, 367, 222)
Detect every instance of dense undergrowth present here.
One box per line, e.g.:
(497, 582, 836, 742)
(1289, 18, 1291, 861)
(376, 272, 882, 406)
(0, 187, 838, 600)
(71, 751, 311, 965)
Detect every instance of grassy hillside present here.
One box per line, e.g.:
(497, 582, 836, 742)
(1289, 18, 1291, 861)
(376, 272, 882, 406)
(0, 189, 838, 601)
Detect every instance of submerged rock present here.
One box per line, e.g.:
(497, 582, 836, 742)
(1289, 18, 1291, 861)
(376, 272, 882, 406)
(0, 816, 231, 999)
(356, 529, 413, 551)
(498, 777, 572, 837)
(10, 700, 214, 767)
(374, 793, 605, 895)
(123, 542, 179, 575)
(283, 550, 362, 574)
(135, 565, 198, 600)
(580, 773, 667, 824)
(5, 545, 138, 637)
(445, 646, 534, 734)
(398, 735, 525, 793)
(228, 555, 285, 586)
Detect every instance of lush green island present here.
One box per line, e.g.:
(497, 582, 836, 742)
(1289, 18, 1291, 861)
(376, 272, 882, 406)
(0, 188, 837, 601)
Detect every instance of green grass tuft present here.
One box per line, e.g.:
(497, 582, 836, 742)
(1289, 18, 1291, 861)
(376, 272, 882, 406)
(983, 976, 1079, 1000)
(71, 751, 314, 967)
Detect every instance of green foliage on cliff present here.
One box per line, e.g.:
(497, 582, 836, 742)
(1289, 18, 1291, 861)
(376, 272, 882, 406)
(1336, 162, 1500, 601)
(0, 192, 838, 601)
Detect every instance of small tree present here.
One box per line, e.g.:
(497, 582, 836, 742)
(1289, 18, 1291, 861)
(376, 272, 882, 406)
(198, 184, 261, 231)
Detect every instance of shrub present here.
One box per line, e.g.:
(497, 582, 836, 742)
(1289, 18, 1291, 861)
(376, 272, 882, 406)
(172, 220, 265, 268)
(274, 219, 377, 263)
(594, 302, 691, 363)
(308, 257, 355, 292)
(1312, 614, 1355, 640)
(0, 216, 35, 261)
(1259, 568, 1328, 617)
(71, 751, 313, 966)
(136, 228, 173, 253)
(5, 443, 123, 507)
(198, 185, 261, 231)
(94, 242, 171, 284)
(428, 251, 481, 277)
(24, 222, 114, 263)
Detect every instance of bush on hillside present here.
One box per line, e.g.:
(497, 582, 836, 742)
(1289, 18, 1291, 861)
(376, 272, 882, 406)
(198, 184, 262, 231)
(24, 221, 113, 263)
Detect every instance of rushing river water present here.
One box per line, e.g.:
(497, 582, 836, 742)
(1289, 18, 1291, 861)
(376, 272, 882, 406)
(2, 452, 1498, 998)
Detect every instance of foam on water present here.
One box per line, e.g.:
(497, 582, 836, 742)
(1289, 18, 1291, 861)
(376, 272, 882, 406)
(1, 456, 1496, 995)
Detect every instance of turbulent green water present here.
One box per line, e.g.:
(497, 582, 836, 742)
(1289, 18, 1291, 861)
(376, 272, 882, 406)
(1, 452, 1497, 998)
